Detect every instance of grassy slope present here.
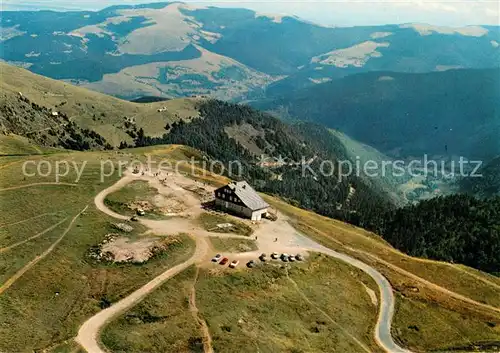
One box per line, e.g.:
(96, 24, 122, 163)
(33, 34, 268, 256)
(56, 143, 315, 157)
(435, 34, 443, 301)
(197, 255, 381, 353)
(394, 293, 500, 351)
(0, 62, 200, 146)
(101, 266, 201, 353)
(264, 196, 500, 350)
(0, 135, 63, 155)
(208, 237, 258, 253)
(0, 147, 197, 352)
(198, 212, 254, 237)
(0, 142, 499, 351)
(102, 254, 381, 353)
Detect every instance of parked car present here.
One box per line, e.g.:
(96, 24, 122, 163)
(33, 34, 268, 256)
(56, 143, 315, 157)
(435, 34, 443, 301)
(281, 256, 289, 263)
(229, 260, 240, 268)
(259, 253, 267, 262)
(219, 257, 229, 265)
(212, 254, 222, 262)
(288, 255, 296, 262)
(247, 260, 256, 268)
(271, 252, 279, 259)
(280, 253, 289, 260)
(137, 209, 145, 216)
(296, 254, 304, 261)
(130, 216, 139, 222)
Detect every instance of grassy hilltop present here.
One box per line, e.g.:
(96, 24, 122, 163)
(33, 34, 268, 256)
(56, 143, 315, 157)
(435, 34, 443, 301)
(0, 143, 498, 352)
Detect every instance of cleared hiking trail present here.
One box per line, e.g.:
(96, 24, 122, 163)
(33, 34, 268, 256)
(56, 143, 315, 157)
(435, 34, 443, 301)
(286, 269, 372, 353)
(309, 222, 500, 315)
(356, 249, 500, 315)
(0, 216, 69, 253)
(332, 221, 500, 297)
(93, 176, 134, 221)
(76, 235, 209, 353)
(0, 205, 87, 295)
(0, 212, 63, 228)
(189, 268, 214, 353)
(0, 182, 78, 192)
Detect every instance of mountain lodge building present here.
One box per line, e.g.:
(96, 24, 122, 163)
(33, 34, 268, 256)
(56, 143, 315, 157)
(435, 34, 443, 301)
(214, 181, 269, 221)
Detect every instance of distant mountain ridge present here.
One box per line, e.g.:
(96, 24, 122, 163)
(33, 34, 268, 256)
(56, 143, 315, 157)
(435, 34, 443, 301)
(255, 68, 500, 161)
(3, 62, 500, 275)
(0, 62, 401, 223)
(1, 2, 499, 100)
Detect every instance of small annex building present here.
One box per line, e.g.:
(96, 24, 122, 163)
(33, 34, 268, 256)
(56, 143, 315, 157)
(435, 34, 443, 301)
(214, 181, 269, 221)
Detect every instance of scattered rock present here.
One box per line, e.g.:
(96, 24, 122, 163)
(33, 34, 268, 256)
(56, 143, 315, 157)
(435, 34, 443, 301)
(87, 235, 180, 264)
(112, 222, 133, 233)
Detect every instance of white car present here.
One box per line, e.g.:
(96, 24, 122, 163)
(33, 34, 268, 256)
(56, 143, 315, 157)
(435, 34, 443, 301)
(271, 252, 279, 259)
(288, 255, 296, 262)
(229, 260, 240, 268)
(212, 254, 222, 262)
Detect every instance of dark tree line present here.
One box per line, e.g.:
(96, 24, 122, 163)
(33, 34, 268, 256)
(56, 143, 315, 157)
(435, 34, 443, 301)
(133, 99, 392, 229)
(126, 99, 500, 274)
(369, 194, 500, 274)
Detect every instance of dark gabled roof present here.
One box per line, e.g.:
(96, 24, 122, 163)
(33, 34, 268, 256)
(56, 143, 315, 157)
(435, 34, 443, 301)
(218, 181, 269, 211)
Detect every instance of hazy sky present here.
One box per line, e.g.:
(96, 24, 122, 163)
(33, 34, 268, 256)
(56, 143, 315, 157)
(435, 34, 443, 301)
(2, 0, 499, 27)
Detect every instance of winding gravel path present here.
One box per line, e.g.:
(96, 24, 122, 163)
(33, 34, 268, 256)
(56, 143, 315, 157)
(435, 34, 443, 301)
(78, 172, 411, 352)
(312, 246, 411, 353)
(76, 236, 208, 353)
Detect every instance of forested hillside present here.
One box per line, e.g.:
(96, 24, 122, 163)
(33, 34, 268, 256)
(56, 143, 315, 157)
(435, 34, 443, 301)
(1, 3, 499, 100)
(129, 100, 500, 274)
(370, 194, 500, 274)
(132, 100, 395, 222)
(461, 157, 500, 198)
(0, 91, 112, 151)
(256, 68, 500, 160)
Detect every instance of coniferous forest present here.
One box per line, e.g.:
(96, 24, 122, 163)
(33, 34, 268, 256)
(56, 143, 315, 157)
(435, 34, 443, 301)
(132, 100, 500, 274)
(372, 195, 500, 274)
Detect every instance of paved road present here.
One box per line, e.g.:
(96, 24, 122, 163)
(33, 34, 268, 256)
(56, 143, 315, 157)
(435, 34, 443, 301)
(79, 172, 411, 353)
(313, 246, 411, 353)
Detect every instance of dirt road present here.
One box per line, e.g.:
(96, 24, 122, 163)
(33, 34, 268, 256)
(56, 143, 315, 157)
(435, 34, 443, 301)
(81, 169, 500, 353)
(76, 235, 209, 353)
(80, 171, 411, 353)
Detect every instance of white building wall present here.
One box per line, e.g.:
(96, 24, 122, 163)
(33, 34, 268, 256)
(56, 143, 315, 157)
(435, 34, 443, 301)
(215, 198, 267, 220)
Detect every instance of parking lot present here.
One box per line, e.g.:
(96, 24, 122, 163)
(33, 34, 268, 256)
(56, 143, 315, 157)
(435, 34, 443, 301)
(210, 251, 307, 269)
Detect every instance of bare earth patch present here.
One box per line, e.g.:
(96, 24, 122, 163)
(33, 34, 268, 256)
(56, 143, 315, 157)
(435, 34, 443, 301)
(98, 235, 181, 263)
(311, 41, 390, 68)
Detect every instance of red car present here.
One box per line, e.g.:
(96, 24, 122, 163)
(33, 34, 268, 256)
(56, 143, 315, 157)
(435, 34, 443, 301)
(219, 257, 229, 265)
